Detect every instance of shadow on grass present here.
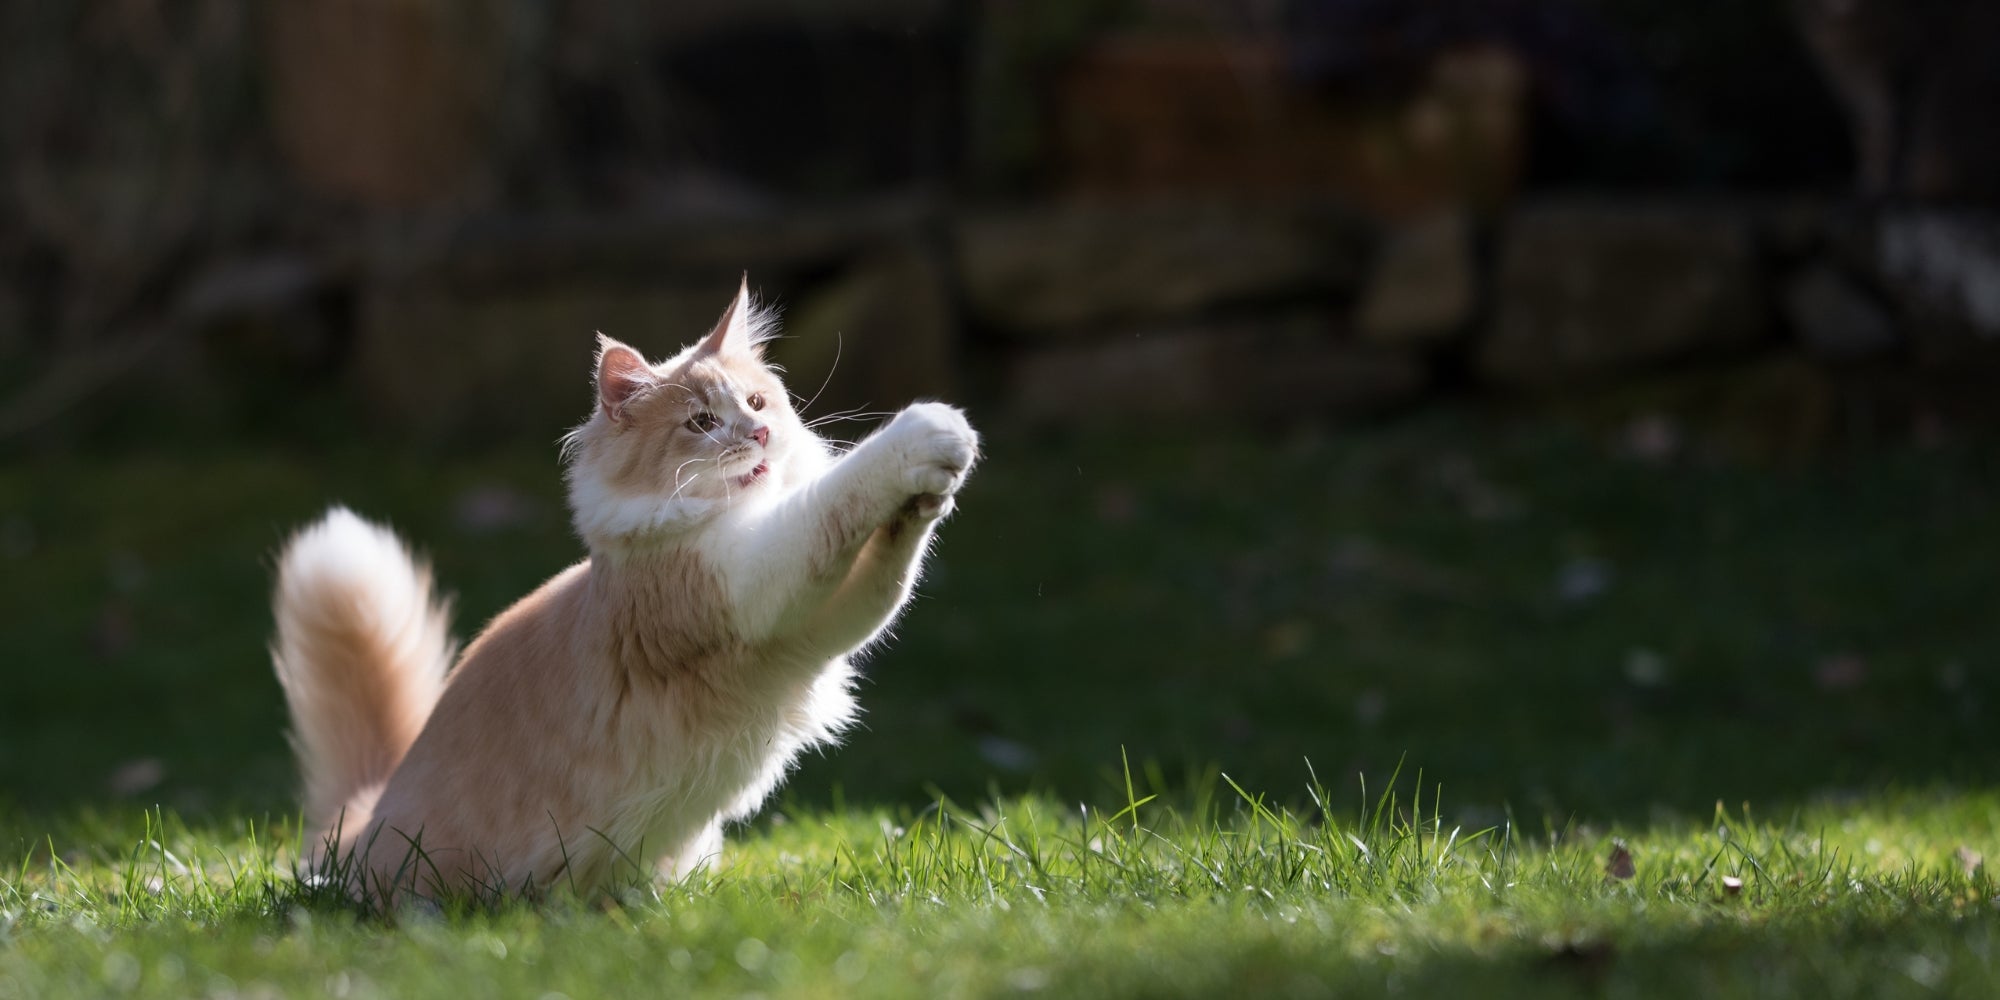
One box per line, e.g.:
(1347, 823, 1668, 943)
(1032, 906, 2000, 1000)
(2, 415, 1994, 832)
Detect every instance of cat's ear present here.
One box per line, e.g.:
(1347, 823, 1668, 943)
(700, 275, 758, 357)
(594, 333, 654, 423)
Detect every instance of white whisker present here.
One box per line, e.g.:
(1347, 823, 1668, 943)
(673, 455, 711, 482)
(664, 468, 704, 500)
(802, 402, 885, 422)
(794, 332, 841, 416)
(805, 408, 895, 430)
(557, 426, 587, 464)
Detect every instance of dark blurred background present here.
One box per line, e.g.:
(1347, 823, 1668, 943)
(6, 0, 2000, 450)
(4, 0, 2000, 824)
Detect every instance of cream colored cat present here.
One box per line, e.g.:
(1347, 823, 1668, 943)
(271, 279, 979, 902)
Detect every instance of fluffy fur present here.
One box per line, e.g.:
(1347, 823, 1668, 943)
(271, 279, 978, 902)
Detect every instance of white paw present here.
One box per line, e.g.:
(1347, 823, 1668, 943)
(908, 492, 955, 521)
(891, 402, 979, 502)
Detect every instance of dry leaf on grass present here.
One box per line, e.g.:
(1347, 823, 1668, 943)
(1958, 846, 1984, 876)
(1814, 653, 1867, 691)
(1605, 840, 1636, 880)
(108, 757, 165, 796)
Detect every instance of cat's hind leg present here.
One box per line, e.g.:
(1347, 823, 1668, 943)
(659, 821, 725, 881)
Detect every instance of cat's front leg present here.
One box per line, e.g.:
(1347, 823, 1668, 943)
(798, 495, 953, 653)
(814, 405, 978, 648)
(717, 403, 978, 642)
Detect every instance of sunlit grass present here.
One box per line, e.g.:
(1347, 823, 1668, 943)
(4, 765, 1997, 998)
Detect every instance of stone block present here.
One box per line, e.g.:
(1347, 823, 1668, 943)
(356, 280, 734, 442)
(955, 202, 1371, 336)
(1006, 315, 1424, 422)
(1356, 211, 1476, 347)
(1482, 203, 1764, 387)
(1783, 264, 1899, 361)
(1055, 38, 1526, 212)
(1877, 210, 2000, 337)
(266, 0, 509, 206)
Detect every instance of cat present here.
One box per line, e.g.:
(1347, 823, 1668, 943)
(270, 278, 979, 903)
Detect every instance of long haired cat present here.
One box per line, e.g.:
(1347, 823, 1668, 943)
(271, 279, 979, 902)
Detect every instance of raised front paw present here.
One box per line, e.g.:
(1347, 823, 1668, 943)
(890, 402, 980, 505)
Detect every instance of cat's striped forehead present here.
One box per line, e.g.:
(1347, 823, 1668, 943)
(649, 356, 778, 408)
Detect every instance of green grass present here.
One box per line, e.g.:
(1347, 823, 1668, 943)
(3, 414, 1998, 995)
(4, 784, 1998, 997)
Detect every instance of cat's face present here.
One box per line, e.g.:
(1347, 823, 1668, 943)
(603, 352, 797, 501)
(566, 282, 816, 540)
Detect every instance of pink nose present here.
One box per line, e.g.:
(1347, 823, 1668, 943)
(750, 425, 769, 447)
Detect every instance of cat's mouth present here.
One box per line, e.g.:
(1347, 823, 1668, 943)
(734, 462, 770, 488)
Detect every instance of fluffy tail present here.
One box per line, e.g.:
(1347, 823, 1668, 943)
(271, 507, 454, 829)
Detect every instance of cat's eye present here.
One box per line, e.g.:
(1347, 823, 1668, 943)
(685, 412, 720, 434)
(747, 393, 765, 411)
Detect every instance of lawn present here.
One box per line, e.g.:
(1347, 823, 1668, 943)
(2, 414, 1997, 996)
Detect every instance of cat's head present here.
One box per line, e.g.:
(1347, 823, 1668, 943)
(564, 279, 821, 545)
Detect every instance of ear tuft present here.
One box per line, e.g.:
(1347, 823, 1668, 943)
(700, 274, 761, 357)
(594, 333, 653, 422)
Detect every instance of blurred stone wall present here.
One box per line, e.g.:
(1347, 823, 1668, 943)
(2, 0, 1998, 452)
